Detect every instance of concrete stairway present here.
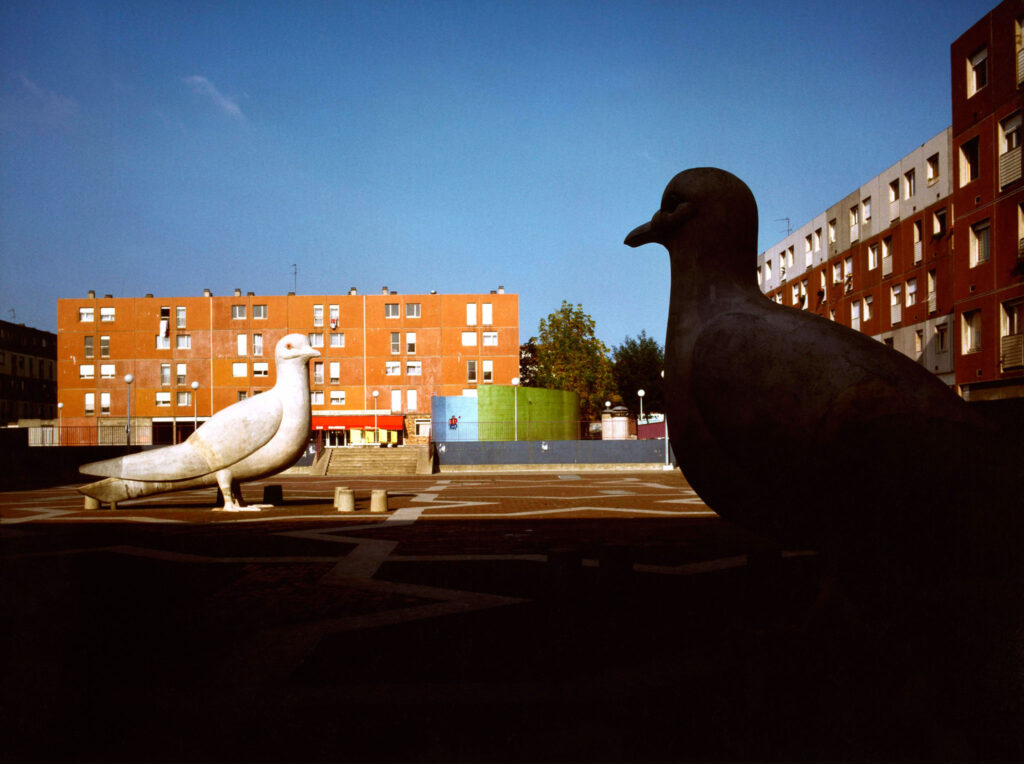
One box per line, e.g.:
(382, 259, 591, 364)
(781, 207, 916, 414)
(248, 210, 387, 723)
(324, 446, 427, 476)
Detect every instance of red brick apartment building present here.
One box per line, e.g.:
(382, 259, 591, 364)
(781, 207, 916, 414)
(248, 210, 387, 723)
(56, 287, 518, 445)
(758, 0, 1024, 401)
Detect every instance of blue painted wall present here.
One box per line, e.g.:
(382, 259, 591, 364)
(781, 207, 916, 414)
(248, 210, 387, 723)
(431, 396, 480, 442)
(435, 439, 675, 466)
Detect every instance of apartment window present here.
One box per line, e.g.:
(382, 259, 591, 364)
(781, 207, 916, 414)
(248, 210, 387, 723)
(253, 304, 267, 319)
(79, 364, 94, 379)
(386, 361, 401, 376)
(232, 304, 246, 319)
(177, 334, 191, 350)
(99, 392, 110, 415)
(959, 137, 980, 186)
(100, 336, 110, 357)
(913, 220, 923, 263)
(933, 208, 947, 236)
(888, 179, 900, 203)
(79, 307, 94, 322)
(926, 153, 940, 182)
(385, 303, 400, 319)
(1001, 299, 1024, 370)
(936, 323, 949, 353)
(407, 361, 422, 376)
(406, 303, 421, 318)
(883, 337, 894, 349)
(804, 234, 813, 266)
(800, 280, 808, 309)
(406, 332, 417, 354)
(968, 46, 988, 97)
(862, 197, 871, 221)
(868, 243, 879, 270)
(313, 361, 324, 385)
(466, 303, 477, 326)
(882, 236, 893, 274)
(461, 331, 477, 346)
(765, 261, 772, 281)
(962, 310, 983, 353)
(467, 360, 477, 382)
(482, 302, 493, 325)
(928, 270, 937, 312)
(1003, 298, 1023, 337)
(238, 392, 247, 402)
(906, 278, 917, 306)
(329, 304, 339, 326)
(232, 362, 247, 378)
(863, 294, 874, 322)
(176, 306, 186, 329)
(330, 332, 344, 348)
(84, 393, 94, 415)
(849, 205, 860, 239)
(757, 266, 763, 287)
(248, 361, 267, 377)
(851, 300, 861, 331)
(999, 112, 1022, 187)
(95, 363, 113, 380)
(482, 360, 493, 382)
(407, 390, 418, 411)
(252, 333, 263, 356)
(329, 361, 339, 385)
(237, 334, 247, 356)
(786, 246, 794, 269)
(308, 332, 323, 348)
(969, 220, 990, 266)
(100, 307, 115, 322)
(832, 262, 842, 284)
(176, 363, 186, 385)
(843, 256, 853, 279)
(84, 336, 94, 358)
(791, 283, 800, 305)
(156, 363, 169, 386)
(153, 391, 170, 407)
(330, 390, 345, 405)
(891, 284, 902, 324)
(813, 228, 821, 251)
(915, 330, 924, 357)
(483, 331, 498, 346)
(828, 219, 836, 243)
(904, 169, 915, 198)
(313, 304, 323, 327)
(311, 391, 323, 405)
(391, 332, 401, 354)
(177, 391, 192, 407)
(156, 334, 170, 350)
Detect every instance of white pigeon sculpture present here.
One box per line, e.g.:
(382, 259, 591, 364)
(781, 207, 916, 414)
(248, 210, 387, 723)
(78, 333, 320, 511)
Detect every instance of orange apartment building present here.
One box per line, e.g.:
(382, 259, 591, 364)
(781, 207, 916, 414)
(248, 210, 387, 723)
(56, 286, 518, 445)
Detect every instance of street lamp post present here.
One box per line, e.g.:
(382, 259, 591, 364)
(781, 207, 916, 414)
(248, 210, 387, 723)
(511, 377, 520, 441)
(124, 373, 135, 447)
(191, 380, 200, 435)
(372, 390, 379, 444)
(637, 389, 646, 427)
(57, 402, 63, 445)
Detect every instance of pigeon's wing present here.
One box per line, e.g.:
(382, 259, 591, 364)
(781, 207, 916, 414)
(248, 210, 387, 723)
(79, 393, 283, 481)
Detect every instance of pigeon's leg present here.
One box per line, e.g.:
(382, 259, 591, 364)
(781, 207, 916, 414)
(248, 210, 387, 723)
(214, 469, 236, 511)
(231, 479, 246, 508)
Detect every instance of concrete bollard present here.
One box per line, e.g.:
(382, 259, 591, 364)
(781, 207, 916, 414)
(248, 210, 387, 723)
(334, 487, 354, 512)
(263, 484, 284, 505)
(369, 489, 389, 513)
(108, 501, 118, 511)
(83, 496, 100, 510)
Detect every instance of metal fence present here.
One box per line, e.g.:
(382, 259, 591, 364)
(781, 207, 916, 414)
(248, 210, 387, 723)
(28, 425, 153, 447)
(434, 419, 639, 442)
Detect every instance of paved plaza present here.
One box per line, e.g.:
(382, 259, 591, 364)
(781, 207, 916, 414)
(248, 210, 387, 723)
(2, 471, 1017, 760)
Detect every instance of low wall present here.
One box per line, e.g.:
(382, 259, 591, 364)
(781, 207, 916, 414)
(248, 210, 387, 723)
(0, 429, 150, 491)
(434, 439, 675, 471)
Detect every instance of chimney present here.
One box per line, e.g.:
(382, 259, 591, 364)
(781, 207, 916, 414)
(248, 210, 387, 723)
(498, 285, 505, 294)
(233, 288, 242, 297)
(247, 291, 254, 296)
(349, 287, 358, 295)
(104, 294, 112, 299)
(144, 293, 153, 298)
(430, 290, 437, 295)
(287, 291, 295, 296)
(203, 289, 212, 297)
(381, 286, 389, 295)
(490, 290, 496, 294)
(87, 290, 95, 299)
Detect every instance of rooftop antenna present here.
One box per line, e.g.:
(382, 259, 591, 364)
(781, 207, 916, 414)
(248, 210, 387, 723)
(775, 217, 792, 236)
(291, 264, 297, 293)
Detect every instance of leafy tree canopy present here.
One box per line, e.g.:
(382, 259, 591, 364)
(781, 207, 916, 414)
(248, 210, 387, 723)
(612, 330, 665, 419)
(518, 337, 539, 388)
(535, 301, 615, 420)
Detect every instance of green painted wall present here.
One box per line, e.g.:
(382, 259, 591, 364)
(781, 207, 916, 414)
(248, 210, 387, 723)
(478, 386, 580, 441)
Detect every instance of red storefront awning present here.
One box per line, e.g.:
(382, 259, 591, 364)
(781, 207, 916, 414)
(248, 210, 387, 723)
(312, 415, 405, 431)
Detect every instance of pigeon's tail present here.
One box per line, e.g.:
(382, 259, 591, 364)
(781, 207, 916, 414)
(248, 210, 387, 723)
(77, 474, 214, 504)
(78, 477, 135, 503)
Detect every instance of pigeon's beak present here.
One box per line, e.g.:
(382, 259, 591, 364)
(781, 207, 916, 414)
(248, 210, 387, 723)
(309, 348, 321, 358)
(624, 219, 657, 247)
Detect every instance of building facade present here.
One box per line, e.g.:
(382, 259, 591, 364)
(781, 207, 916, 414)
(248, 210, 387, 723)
(56, 287, 519, 445)
(0, 319, 57, 424)
(757, 0, 1024, 401)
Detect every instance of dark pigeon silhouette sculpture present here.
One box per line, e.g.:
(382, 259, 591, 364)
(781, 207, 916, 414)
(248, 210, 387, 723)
(626, 167, 1024, 756)
(625, 167, 1023, 581)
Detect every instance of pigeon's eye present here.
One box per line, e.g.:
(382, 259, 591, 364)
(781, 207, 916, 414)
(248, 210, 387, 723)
(286, 343, 293, 350)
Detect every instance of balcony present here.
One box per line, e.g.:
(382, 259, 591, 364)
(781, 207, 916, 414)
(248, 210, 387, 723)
(1001, 333, 1024, 371)
(999, 146, 1021, 188)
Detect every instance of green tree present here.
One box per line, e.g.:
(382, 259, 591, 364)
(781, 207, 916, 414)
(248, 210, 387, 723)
(612, 331, 665, 420)
(535, 301, 615, 420)
(518, 337, 539, 387)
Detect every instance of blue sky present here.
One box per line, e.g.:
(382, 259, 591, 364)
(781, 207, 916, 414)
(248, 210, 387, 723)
(0, 0, 996, 349)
